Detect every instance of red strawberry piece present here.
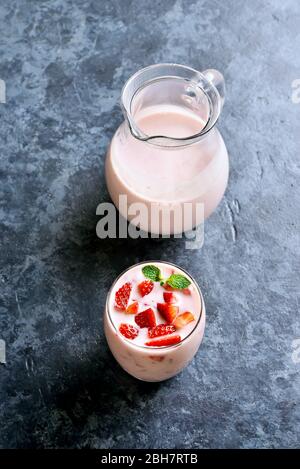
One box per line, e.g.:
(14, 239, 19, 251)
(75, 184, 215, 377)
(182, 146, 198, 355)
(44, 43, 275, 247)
(149, 355, 165, 362)
(119, 323, 139, 340)
(138, 280, 154, 297)
(157, 303, 179, 323)
(163, 283, 176, 291)
(135, 308, 156, 328)
(145, 335, 181, 347)
(163, 284, 191, 295)
(115, 282, 132, 311)
(126, 301, 138, 314)
(163, 292, 177, 304)
(173, 312, 195, 329)
(148, 324, 176, 338)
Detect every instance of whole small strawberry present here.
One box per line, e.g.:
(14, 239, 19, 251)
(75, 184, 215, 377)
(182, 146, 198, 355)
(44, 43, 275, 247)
(138, 280, 154, 297)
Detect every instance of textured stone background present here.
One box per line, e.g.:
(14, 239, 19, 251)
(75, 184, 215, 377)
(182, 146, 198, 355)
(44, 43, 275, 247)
(0, 0, 300, 449)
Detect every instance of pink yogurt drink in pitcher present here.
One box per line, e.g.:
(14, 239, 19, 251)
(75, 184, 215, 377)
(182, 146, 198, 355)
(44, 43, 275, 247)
(105, 64, 229, 235)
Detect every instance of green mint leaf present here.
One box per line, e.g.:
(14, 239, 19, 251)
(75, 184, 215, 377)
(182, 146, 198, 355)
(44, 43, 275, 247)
(142, 265, 162, 282)
(166, 274, 191, 289)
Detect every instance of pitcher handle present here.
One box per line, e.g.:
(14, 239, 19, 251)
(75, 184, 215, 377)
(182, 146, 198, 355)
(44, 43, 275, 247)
(202, 69, 225, 110)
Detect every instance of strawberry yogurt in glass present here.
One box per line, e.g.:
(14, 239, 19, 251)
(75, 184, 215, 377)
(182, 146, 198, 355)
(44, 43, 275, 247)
(104, 261, 206, 382)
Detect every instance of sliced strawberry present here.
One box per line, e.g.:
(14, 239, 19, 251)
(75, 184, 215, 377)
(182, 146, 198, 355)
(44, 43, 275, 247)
(163, 283, 176, 291)
(157, 303, 179, 323)
(145, 335, 181, 347)
(173, 312, 195, 329)
(115, 282, 132, 311)
(135, 308, 156, 328)
(126, 301, 138, 314)
(149, 355, 165, 362)
(119, 323, 139, 340)
(138, 280, 154, 297)
(163, 292, 177, 304)
(163, 284, 191, 295)
(148, 324, 176, 338)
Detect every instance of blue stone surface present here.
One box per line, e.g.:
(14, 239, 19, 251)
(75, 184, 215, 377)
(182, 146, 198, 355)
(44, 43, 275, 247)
(0, 0, 299, 449)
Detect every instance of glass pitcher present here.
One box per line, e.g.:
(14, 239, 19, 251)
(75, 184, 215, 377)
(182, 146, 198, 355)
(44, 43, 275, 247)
(105, 63, 228, 235)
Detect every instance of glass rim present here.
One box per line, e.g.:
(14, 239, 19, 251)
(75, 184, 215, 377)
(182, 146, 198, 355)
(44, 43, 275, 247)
(105, 260, 204, 351)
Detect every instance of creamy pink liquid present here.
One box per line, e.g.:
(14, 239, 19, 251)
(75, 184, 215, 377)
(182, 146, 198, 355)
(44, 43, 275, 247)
(138, 105, 205, 139)
(108, 262, 201, 345)
(105, 105, 229, 234)
(104, 262, 206, 382)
